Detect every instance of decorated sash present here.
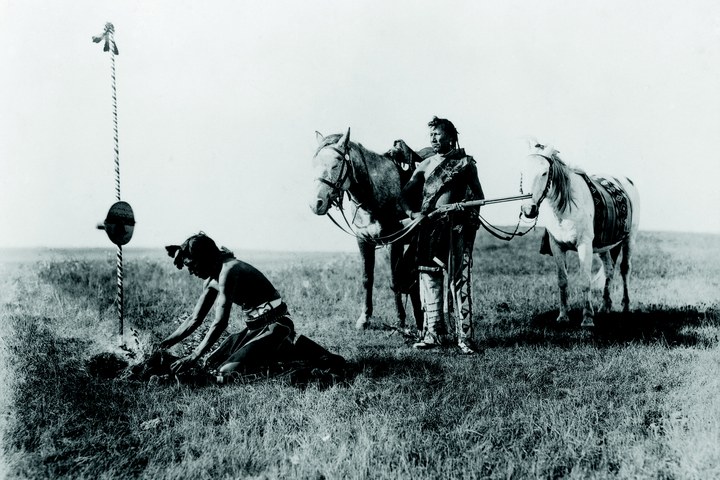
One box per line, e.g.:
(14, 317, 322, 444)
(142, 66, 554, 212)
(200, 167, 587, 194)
(421, 150, 474, 214)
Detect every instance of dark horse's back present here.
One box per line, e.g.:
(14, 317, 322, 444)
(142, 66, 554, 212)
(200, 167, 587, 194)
(384, 140, 434, 213)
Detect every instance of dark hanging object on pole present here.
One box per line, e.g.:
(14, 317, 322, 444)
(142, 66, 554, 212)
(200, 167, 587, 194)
(97, 201, 135, 246)
(93, 22, 131, 344)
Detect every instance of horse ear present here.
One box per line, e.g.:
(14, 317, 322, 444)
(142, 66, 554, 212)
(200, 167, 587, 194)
(337, 127, 351, 150)
(165, 245, 180, 258)
(315, 131, 324, 145)
(533, 139, 546, 150)
(522, 136, 542, 151)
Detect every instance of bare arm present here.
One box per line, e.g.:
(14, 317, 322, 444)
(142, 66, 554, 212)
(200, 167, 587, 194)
(188, 286, 232, 361)
(170, 269, 236, 374)
(160, 286, 218, 349)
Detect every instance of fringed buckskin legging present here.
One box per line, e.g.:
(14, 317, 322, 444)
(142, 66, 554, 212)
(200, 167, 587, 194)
(418, 230, 474, 344)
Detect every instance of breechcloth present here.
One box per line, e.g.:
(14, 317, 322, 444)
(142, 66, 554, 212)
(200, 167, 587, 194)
(206, 302, 342, 374)
(206, 309, 296, 373)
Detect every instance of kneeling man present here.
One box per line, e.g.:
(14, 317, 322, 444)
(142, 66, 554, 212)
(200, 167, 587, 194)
(158, 232, 344, 379)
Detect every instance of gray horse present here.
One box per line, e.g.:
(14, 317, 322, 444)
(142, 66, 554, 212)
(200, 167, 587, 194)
(310, 128, 424, 331)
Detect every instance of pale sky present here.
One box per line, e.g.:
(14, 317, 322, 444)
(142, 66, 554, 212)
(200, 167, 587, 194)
(1, 0, 719, 252)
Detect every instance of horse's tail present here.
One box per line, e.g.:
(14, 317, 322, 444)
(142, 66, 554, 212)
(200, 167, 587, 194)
(620, 176, 641, 234)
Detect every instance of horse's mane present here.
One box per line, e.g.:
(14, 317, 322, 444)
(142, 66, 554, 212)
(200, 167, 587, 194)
(316, 134, 400, 213)
(314, 134, 343, 156)
(548, 152, 585, 214)
(314, 134, 385, 165)
(315, 133, 382, 161)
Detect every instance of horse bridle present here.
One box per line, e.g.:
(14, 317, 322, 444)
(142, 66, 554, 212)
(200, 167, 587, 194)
(315, 141, 412, 246)
(315, 144, 353, 207)
(521, 152, 554, 209)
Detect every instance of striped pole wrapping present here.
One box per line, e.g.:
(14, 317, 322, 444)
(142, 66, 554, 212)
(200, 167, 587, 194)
(110, 29, 120, 202)
(117, 246, 123, 337)
(94, 23, 124, 342)
(108, 29, 123, 339)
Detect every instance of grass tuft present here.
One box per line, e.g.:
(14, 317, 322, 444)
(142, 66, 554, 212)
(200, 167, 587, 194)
(1, 230, 718, 478)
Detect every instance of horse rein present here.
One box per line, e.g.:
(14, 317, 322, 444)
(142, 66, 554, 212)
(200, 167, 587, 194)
(476, 211, 538, 241)
(470, 153, 553, 242)
(317, 145, 542, 245)
(522, 152, 554, 209)
(317, 142, 407, 246)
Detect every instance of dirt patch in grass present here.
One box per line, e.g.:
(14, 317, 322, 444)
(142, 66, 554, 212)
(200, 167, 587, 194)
(86, 352, 130, 378)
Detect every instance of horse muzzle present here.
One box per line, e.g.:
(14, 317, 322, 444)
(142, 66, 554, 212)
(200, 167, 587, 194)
(521, 202, 539, 219)
(310, 197, 330, 215)
(309, 179, 335, 215)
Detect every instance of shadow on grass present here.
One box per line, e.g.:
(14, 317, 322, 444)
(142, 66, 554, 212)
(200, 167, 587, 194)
(82, 348, 446, 392)
(483, 305, 719, 348)
(7, 317, 148, 478)
(349, 353, 444, 379)
(155, 354, 445, 391)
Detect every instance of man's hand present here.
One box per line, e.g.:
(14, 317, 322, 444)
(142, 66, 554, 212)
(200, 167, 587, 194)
(400, 217, 413, 228)
(429, 203, 464, 218)
(151, 339, 169, 353)
(170, 355, 198, 375)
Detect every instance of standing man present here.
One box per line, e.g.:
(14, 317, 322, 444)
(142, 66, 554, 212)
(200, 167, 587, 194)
(400, 116, 484, 354)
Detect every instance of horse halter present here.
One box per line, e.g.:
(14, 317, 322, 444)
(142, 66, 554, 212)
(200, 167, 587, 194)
(315, 144, 353, 207)
(521, 152, 553, 208)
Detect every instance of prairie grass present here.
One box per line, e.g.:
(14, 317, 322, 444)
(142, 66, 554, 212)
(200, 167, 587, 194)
(0, 230, 718, 479)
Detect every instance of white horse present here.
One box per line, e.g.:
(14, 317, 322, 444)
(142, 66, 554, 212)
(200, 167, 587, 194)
(520, 143, 641, 327)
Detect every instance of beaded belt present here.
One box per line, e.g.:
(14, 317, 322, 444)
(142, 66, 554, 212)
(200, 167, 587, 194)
(244, 299, 287, 330)
(245, 298, 283, 318)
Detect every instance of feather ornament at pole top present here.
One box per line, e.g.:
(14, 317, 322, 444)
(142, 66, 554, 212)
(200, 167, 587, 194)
(92, 22, 119, 55)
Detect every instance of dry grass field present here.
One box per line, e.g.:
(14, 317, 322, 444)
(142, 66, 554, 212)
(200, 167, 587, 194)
(0, 228, 718, 479)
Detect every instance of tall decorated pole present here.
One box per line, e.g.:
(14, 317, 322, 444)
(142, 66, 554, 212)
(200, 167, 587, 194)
(93, 23, 135, 346)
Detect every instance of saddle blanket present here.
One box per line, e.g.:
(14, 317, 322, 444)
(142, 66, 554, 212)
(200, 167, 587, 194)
(540, 173, 632, 255)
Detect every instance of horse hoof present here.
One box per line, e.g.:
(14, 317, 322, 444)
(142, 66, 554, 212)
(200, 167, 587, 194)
(581, 317, 595, 328)
(355, 316, 369, 330)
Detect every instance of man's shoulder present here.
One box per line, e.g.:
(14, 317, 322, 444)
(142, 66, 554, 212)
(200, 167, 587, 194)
(217, 258, 244, 281)
(223, 258, 258, 275)
(452, 148, 475, 163)
(455, 152, 477, 170)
